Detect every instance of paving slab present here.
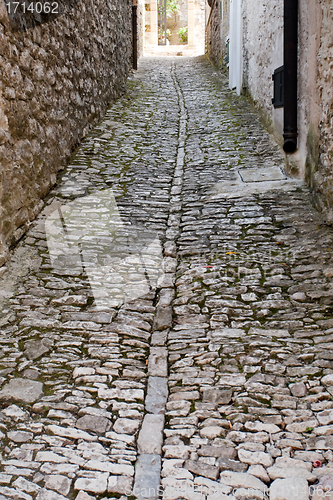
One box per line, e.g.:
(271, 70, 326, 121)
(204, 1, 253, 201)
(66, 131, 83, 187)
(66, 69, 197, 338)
(0, 379, 43, 403)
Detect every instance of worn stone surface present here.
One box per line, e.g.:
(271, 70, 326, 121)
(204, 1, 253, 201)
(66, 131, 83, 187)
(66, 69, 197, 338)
(0, 0, 132, 264)
(133, 454, 161, 499)
(107, 475, 133, 495)
(36, 489, 68, 500)
(0, 378, 43, 403)
(74, 474, 108, 494)
(6, 431, 33, 443)
(219, 471, 267, 492)
(148, 348, 168, 377)
(145, 376, 169, 414)
(138, 414, 165, 455)
(269, 477, 309, 500)
(75, 493, 95, 500)
(185, 459, 220, 481)
(75, 414, 111, 434)
(206, 0, 228, 70)
(0, 56, 332, 500)
(43, 475, 71, 496)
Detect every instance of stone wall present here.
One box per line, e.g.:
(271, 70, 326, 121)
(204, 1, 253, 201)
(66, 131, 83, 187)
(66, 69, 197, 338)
(311, 1, 333, 221)
(243, 0, 284, 135)
(206, 0, 230, 71)
(0, 0, 132, 266)
(294, 0, 321, 182)
(244, 1, 283, 113)
(242, 0, 333, 223)
(137, 0, 145, 58)
(206, 0, 222, 67)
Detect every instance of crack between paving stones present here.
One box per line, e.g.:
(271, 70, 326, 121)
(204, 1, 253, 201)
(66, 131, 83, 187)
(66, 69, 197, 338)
(133, 61, 188, 500)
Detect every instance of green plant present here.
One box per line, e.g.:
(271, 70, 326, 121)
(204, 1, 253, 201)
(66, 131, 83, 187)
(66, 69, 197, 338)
(167, 0, 181, 17)
(178, 26, 188, 43)
(166, 28, 171, 40)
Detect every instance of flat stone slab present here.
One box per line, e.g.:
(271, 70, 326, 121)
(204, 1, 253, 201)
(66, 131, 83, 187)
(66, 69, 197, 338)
(148, 347, 168, 377)
(108, 475, 133, 495)
(0, 378, 43, 403)
(145, 376, 168, 414)
(185, 459, 220, 480)
(44, 475, 71, 496)
(113, 418, 141, 435)
(198, 445, 237, 459)
(239, 166, 287, 183)
(138, 414, 164, 454)
(133, 454, 161, 499)
(36, 489, 68, 500)
(202, 388, 233, 404)
(211, 328, 245, 338)
(7, 431, 33, 443)
(24, 339, 50, 360)
(208, 176, 300, 200)
(153, 306, 172, 330)
(306, 436, 333, 450)
(75, 414, 112, 434)
(76, 493, 95, 500)
(74, 474, 108, 494)
(269, 477, 309, 500)
(217, 457, 248, 473)
(219, 471, 266, 492)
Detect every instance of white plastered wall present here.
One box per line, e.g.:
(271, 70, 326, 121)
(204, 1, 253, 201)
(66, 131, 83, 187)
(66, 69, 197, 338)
(229, 0, 243, 95)
(242, 0, 322, 180)
(244, 1, 283, 134)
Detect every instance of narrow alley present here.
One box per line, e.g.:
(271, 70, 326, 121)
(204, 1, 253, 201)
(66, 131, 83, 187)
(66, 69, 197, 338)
(0, 56, 333, 500)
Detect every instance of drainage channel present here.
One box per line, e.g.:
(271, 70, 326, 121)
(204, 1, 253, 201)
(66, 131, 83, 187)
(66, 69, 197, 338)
(133, 61, 188, 500)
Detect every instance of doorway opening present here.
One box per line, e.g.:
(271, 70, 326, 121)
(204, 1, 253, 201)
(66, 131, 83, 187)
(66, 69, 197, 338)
(158, 0, 188, 46)
(144, 0, 205, 56)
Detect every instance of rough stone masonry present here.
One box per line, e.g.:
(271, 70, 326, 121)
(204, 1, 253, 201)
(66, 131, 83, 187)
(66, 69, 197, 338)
(0, 0, 132, 267)
(0, 55, 333, 500)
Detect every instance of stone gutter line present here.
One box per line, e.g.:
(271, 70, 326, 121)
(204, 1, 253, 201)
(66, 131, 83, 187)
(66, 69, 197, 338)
(133, 61, 188, 500)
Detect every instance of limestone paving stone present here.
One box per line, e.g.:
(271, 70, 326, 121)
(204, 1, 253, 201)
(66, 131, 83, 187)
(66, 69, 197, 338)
(74, 473, 109, 494)
(184, 460, 220, 481)
(108, 475, 133, 495)
(219, 471, 267, 491)
(267, 466, 316, 481)
(237, 449, 274, 467)
(0, 379, 43, 403)
(133, 454, 161, 499)
(233, 487, 265, 500)
(269, 477, 310, 500)
(145, 376, 169, 414)
(43, 475, 71, 496)
(75, 414, 112, 434)
(138, 414, 165, 455)
(6, 431, 33, 443)
(75, 492, 95, 500)
(148, 348, 168, 377)
(113, 418, 141, 435)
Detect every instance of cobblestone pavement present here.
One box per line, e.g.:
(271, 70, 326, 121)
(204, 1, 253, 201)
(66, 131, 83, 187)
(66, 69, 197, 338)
(0, 56, 333, 500)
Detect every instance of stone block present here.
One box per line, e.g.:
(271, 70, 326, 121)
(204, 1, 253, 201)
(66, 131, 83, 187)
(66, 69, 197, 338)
(269, 477, 309, 500)
(145, 376, 168, 414)
(138, 414, 164, 454)
(133, 454, 161, 499)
